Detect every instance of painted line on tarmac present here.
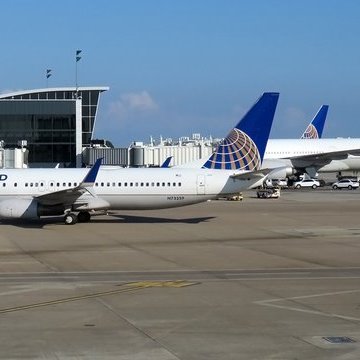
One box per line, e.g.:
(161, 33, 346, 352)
(255, 289, 360, 322)
(0, 280, 197, 315)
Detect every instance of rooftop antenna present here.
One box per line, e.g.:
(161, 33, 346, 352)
(75, 49, 82, 98)
(46, 69, 52, 88)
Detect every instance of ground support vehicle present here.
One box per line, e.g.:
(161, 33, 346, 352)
(256, 187, 280, 199)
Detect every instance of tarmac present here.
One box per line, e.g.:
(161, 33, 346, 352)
(1, 188, 360, 359)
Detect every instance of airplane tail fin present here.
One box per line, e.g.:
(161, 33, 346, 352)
(301, 105, 328, 139)
(202, 92, 279, 170)
(161, 156, 173, 168)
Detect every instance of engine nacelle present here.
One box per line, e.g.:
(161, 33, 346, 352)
(0, 199, 39, 219)
(262, 159, 296, 179)
(268, 166, 295, 179)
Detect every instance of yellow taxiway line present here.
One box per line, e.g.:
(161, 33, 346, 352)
(0, 280, 198, 315)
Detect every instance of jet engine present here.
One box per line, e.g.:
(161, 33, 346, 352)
(0, 199, 64, 219)
(268, 166, 296, 179)
(261, 159, 297, 179)
(0, 199, 39, 219)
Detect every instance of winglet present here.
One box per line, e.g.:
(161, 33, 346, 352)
(301, 105, 329, 139)
(80, 158, 102, 187)
(161, 156, 173, 168)
(202, 92, 279, 170)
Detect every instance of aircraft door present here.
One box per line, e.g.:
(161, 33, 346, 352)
(197, 175, 206, 195)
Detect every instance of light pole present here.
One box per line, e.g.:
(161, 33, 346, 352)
(75, 49, 82, 98)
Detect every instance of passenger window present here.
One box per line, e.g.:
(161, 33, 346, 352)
(95, 183, 98, 187)
(101, 182, 104, 187)
(56, 183, 60, 187)
(118, 182, 121, 186)
(173, 182, 176, 186)
(30, 183, 33, 187)
(130, 182, 133, 187)
(178, 182, 181, 186)
(167, 182, 171, 186)
(63, 182, 66, 187)
(14, 183, 17, 187)
(124, 182, 128, 187)
(140, 182, 144, 186)
(156, 182, 160, 186)
(162, 182, 165, 187)
(146, 182, 149, 187)
(107, 183, 110, 187)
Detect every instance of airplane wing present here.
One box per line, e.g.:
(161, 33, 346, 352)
(288, 148, 360, 168)
(35, 158, 103, 207)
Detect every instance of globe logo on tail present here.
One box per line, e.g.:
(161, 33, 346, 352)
(302, 124, 319, 139)
(202, 128, 261, 170)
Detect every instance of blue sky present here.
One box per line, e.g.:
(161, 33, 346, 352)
(1, 0, 360, 146)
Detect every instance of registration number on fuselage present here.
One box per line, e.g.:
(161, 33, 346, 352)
(167, 196, 185, 201)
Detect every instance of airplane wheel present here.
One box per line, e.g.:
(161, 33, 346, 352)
(348, 185, 353, 190)
(312, 184, 317, 189)
(332, 185, 338, 190)
(78, 211, 91, 223)
(64, 213, 78, 225)
(295, 184, 301, 189)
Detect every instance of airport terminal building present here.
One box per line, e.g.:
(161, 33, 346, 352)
(0, 86, 108, 167)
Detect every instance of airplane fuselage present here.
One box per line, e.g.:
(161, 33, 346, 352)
(264, 138, 360, 174)
(265, 138, 360, 159)
(0, 167, 261, 213)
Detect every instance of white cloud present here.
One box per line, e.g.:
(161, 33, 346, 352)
(108, 91, 159, 120)
(121, 91, 158, 111)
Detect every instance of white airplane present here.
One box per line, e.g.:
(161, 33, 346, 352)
(0, 92, 279, 225)
(263, 105, 360, 178)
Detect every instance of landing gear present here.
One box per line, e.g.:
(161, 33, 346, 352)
(77, 211, 91, 223)
(64, 211, 91, 225)
(64, 213, 78, 225)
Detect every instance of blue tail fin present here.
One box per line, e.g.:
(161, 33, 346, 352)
(301, 105, 328, 139)
(161, 156, 173, 168)
(202, 92, 279, 170)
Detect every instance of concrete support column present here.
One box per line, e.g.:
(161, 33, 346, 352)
(75, 98, 82, 168)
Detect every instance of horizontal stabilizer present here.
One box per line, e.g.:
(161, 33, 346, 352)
(230, 168, 273, 180)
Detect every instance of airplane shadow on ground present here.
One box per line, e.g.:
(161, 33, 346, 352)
(0, 214, 216, 229)
(108, 214, 215, 224)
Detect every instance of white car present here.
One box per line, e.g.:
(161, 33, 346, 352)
(294, 178, 320, 189)
(332, 179, 360, 190)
